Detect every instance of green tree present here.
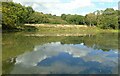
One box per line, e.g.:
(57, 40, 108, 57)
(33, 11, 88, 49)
(61, 14, 84, 25)
(2, 2, 34, 30)
(27, 12, 49, 24)
(98, 8, 118, 29)
(85, 13, 97, 26)
(61, 14, 67, 20)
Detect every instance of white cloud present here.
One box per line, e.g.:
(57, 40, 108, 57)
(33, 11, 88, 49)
(12, 42, 118, 74)
(13, 0, 119, 3)
(13, 0, 118, 16)
(96, 0, 114, 2)
(92, 0, 119, 2)
(13, 0, 60, 2)
(113, 6, 118, 10)
(55, 0, 93, 10)
(14, 0, 94, 15)
(32, 3, 40, 9)
(27, 0, 94, 15)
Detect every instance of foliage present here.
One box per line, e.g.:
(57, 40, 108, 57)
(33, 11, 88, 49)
(61, 14, 84, 25)
(26, 12, 49, 24)
(48, 15, 68, 24)
(2, 2, 119, 30)
(85, 8, 119, 29)
(85, 13, 97, 26)
(27, 12, 67, 24)
(98, 8, 118, 29)
(2, 2, 34, 30)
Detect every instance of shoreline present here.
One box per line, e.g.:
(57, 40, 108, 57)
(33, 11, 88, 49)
(2, 24, 119, 34)
(24, 33, 92, 37)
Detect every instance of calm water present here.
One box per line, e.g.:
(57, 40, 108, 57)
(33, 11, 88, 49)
(2, 32, 118, 74)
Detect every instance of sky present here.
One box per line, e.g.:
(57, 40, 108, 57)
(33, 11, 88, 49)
(13, 0, 119, 16)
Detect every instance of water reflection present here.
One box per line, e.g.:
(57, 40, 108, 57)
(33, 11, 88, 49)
(11, 42, 118, 74)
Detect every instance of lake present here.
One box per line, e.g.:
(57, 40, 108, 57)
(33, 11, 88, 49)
(2, 32, 119, 74)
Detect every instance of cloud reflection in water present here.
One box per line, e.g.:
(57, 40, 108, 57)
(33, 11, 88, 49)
(11, 42, 118, 74)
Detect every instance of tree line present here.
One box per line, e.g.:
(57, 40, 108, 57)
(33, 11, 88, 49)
(2, 2, 120, 31)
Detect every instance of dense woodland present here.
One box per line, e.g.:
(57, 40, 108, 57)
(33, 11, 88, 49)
(2, 2, 120, 31)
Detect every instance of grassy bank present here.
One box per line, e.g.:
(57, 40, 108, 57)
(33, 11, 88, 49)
(24, 24, 119, 36)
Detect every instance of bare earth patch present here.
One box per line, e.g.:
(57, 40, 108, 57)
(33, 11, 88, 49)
(24, 24, 88, 28)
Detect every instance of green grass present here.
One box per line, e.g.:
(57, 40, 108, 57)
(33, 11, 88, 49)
(38, 26, 97, 34)
(31, 25, 119, 35)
